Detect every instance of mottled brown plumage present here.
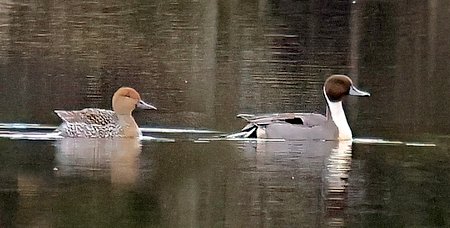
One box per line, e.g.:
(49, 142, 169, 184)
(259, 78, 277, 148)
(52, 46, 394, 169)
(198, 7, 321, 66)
(55, 87, 156, 138)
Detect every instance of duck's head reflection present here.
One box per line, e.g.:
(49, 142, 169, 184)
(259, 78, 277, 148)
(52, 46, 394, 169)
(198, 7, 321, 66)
(247, 139, 353, 227)
(54, 138, 142, 185)
(323, 140, 353, 220)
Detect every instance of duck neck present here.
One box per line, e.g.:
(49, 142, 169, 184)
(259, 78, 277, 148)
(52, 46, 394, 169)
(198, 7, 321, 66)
(324, 89, 352, 140)
(117, 114, 141, 138)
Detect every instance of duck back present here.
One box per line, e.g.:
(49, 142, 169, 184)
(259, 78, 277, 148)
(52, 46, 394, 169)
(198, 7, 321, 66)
(55, 108, 123, 138)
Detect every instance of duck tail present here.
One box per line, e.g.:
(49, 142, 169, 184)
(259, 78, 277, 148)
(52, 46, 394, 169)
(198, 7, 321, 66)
(226, 123, 257, 138)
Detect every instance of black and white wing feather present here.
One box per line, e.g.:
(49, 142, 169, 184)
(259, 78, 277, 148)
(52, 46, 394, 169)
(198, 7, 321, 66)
(231, 113, 327, 138)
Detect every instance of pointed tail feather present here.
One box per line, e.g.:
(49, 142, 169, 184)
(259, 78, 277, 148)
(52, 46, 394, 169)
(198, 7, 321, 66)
(226, 125, 257, 138)
(54, 110, 80, 123)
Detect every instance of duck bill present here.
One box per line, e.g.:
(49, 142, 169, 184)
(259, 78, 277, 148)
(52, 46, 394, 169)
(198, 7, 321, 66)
(137, 100, 157, 110)
(349, 86, 370, 97)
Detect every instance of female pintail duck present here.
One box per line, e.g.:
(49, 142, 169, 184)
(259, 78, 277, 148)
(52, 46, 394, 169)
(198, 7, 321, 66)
(54, 87, 156, 138)
(232, 75, 370, 140)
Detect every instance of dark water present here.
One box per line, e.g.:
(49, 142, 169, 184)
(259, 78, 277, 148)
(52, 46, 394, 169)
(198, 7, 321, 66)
(0, 0, 449, 227)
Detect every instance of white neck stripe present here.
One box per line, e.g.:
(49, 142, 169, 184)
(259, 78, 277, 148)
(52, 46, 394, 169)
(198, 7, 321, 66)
(324, 88, 352, 140)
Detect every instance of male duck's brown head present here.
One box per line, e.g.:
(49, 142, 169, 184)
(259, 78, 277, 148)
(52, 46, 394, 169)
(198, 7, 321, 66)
(324, 75, 370, 102)
(322, 75, 370, 140)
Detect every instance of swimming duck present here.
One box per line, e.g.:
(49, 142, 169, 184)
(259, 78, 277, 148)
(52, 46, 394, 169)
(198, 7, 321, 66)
(232, 75, 370, 140)
(54, 87, 156, 138)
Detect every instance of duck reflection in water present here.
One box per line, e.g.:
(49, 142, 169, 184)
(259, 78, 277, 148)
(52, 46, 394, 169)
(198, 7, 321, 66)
(236, 139, 353, 227)
(54, 138, 142, 185)
(323, 140, 353, 226)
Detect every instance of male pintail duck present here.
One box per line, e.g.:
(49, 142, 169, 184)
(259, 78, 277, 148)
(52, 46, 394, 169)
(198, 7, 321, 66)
(231, 75, 370, 140)
(54, 87, 156, 138)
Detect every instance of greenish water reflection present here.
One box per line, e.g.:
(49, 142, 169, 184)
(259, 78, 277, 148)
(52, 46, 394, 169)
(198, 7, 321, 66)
(0, 138, 448, 227)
